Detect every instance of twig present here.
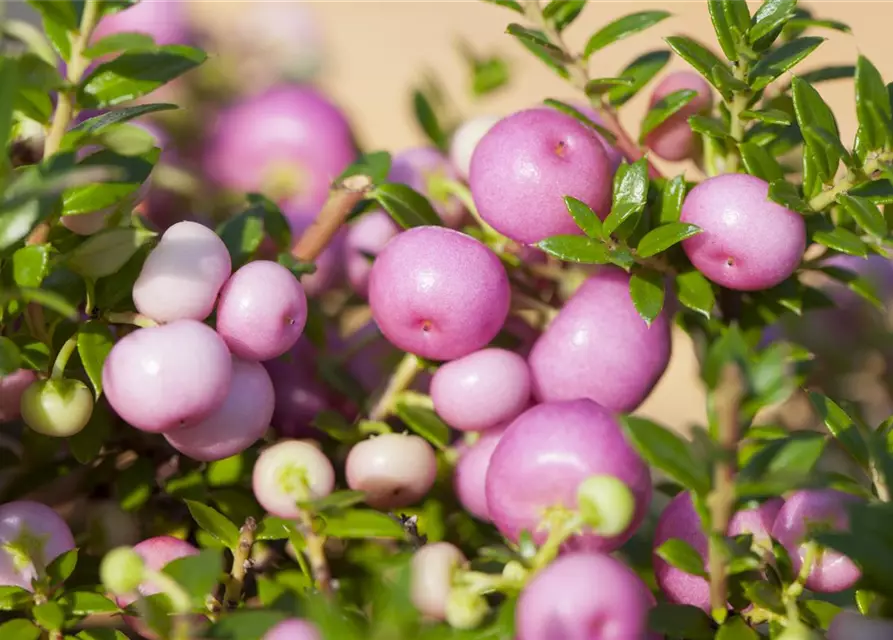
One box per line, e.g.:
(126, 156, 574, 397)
(292, 174, 373, 263)
(223, 518, 256, 607)
(295, 510, 332, 597)
(392, 513, 427, 549)
(368, 353, 421, 421)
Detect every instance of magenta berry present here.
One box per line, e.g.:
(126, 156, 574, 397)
(653, 491, 783, 612)
(216, 260, 308, 361)
(92, 0, 191, 47)
(485, 399, 651, 550)
(252, 440, 336, 518)
(263, 618, 321, 640)
(132, 221, 232, 323)
(0, 369, 37, 423)
(644, 71, 714, 161)
(102, 320, 232, 433)
(345, 209, 400, 298)
(390, 147, 466, 227)
(264, 349, 331, 439)
(431, 348, 531, 432)
(516, 552, 658, 640)
(453, 423, 509, 521)
(164, 357, 275, 461)
(771, 489, 862, 593)
(0, 501, 75, 591)
(528, 266, 671, 413)
(345, 433, 437, 510)
(680, 174, 806, 291)
(368, 226, 510, 361)
(449, 115, 500, 180)
(572, 103, 628, 174)
(469, 107, 613, 245)
(410, 542, 466, 620)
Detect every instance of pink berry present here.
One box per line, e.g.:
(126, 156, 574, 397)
(410, 542, 467, 620)
(133, 221, 232, 323)
(771, 489, 862, 593)
(517, 552, 658, 640)
(469, 107, 613, 245)
(345, 209, 400, 298)
(572, 104, 628, 175)
(345, 433, 437, 509)
(828, 611, 893, 640)
(61, 210, 111, 236)
(485, 399, 651, 550)
(263, 618, 321, 640)
(528, 266, 671, 413)
(681, 174, 806, 291)
(92, 0, 191, 47)
(449, 115, 500, 180)
(102, 320, 232, 433)
(0, 501, 75, 591)
(453, 423, 509, 521)
(263, 348, 330, 439)
(644, 71, 714, 162)
(368, 226, 510, 361)
(653, 491, 783, 612)
(821, 253, 893, 309)
(164, 357, 274, 461)
(216, 260, 308, 361)
(0, 369, 37, 423)
(252, 440, 336, 518)
(390, 147, 466, 227)
(431, 348, 530, 432)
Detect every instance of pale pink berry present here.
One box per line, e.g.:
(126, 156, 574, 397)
(252, 440, 336, 518)
(828, 611, 893, 640)
(453, 423, 509, 521)
(449, 115, 500, 180)
(262, 618, 321, 640)
(345, 433, 437, 510)
(345, 209, 399, 298)
(410, 542, 467, 620)
(0, 501, 75, 591)
(644, 71, 714, 161)
(0, 370, 37, 423)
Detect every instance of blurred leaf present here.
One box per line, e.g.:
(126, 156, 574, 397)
(83, 32, 155, 58)
(0, 338, 22, 376)
(372, 183, 442, 228)
(217, 208, 265, 269)
(608, 50, 671, 107)
(648, 603, 715, 640)
(583, 11, 671, 59)
(301, 490, 367, 513)
(62, 148, 160, 215)
(749, 0, 797, 44)
(675, 270, 715, 318)
(320, 510, 407, 540)
(855, 55, 893, 152)
(46, 548, 78, 584)
(543, 98, 616, 143)
(813, 227, 868, 257)
(66, 227, 156, 279)
(738, 142, 785, 183)
(162, 548, 223, 607)
(254, 516, 295, 542)
(629, 267, 665, 326)
(659, 174, 687, 224)
(793, 65, 855, 87)
(656, 538, 708, 578)
(639, 89, 697, 140)
(185, 500, 240, 551)
(506, 24, 569, 79)
(665, 36, 726, 90)
(584, 76, 635, 97)
(565, 195, 602, 239)
(851, 179, 893, 205)
(750, 37, 825, 91)
(536, 235, 610, 264)
(716, 616, 759, 639)
(0, 287, 78, 320)
(0, 586, 31, 611)
(0, 619, 41, 640)
(543, 0, 587, 32)
(63, 104, 177, 150)
(69, 400, 112, 464)
(838, 194, 886, 238)
(412, 90, 447, 151)
(204, 611, 290, 640)
(481, 0, 523, 13)
(808, 392, 870, 467)
(60, 591, 120, 616)
(470, 56, 510, 97)
(0, 58, 19, 155)
(740, 109, 792, 126)
(77, 322, 114, 398)
(621, 416, 711, 493)
(737, 432, 827, 497)
(393, 402, 450, 450)
(637, 222, 702, 258)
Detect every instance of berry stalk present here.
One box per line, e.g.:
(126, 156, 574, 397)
(291, 174, 372, 263)
(223, 517, 257, 608)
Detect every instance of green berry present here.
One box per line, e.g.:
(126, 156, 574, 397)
(445, 587, 489, 630)
(20, 379, 93, 438)
(100, 546, 145, 595)
(576, 475, 636, 537)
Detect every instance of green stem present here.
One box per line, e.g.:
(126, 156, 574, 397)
(808, 152, 893, 211)
(725, 62, 751, 174)
(143, 569, 193, 614)
(223, 518, 256, 608)
(104, 312, 159, 328)
(368, 353, 421, 421)
(786, 541, 818, 602)
(295, 509, 332, 597)
(511, 291, 559, 323)
(456, 569, 525, 596)
(51, 333, 78, 380)
(530, 511, 584, 573)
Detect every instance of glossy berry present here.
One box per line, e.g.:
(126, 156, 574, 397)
(828, 611, 893, 640)
(390, 147, 466, 227)
(771, 489, 862, 593)
(20, 379, 94, 438)
(469, 107, 613, 245)
(410, 542, 466, 620)
(92, 0, 191, 47)
(653, 491, 783, 612)
(262, 618, 322, 640)
(431, 348, 530, 432)
(132, 221, 232, 323)
(165, 358, 274, 461)
(449, 114, 500, 180)
(572, 104, 627, 174)
(0, 501, 75, 591)
(345, 433, 437, 509)
(528, 266, 671, 413)
(368, 226, 510, 361)
(453, 423, 509, 521)
(644, 71, 714, 161)
(0, 370, 37, 423)
(345, 209, 400, 298)
(681, 174, 806, 291)
(485, 399, 651, 550)
(517, 552, 658, 640)
(252, 440, 336, 518)
(103, 320, 232, 433)
(216, 260, 308, 361)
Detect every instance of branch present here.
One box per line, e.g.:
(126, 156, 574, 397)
(292, 174, 373, 263)
(223, 518, 256, 607)
(295, 510, 333, 597)
(368, 353, 421, 421)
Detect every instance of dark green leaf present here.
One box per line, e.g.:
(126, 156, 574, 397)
(78, 45, 207, 108)
(808, 392, 869, 467)
(813, 227, 868, 257)
(648, 603, 715, 640)
(749, 0, 797, 44)
(46, 548, 78, 584)
(855, 55, 893, 151)
(675, 270, 715, 318)
(247, 193, 292, 252)
(319, 509, 407, 540)
(621, 416, 711, 493)
(0, 586, 31, 611)
(412, 90, 447, 151)
(536, 235, 610, 264)
(217, 208, 265, 269)
(655, 538, 708, 578)
(708, 0, 739, 61)
(794, 65, 856, 87)
(63, 104, 178, 150)
(481, 0, 523, 13)
(543, 0, 587, 32)
(851, 180, 893, 205)
(608, 50, 671, 107)
(254, 517, 294, 542)
(83, 32, 156, 59)
(659, 174, 687, 224)
(60, 591, 120, 616)
(583, 11, 671, 60)
(838, 194, 887, 238)
(77, 322, 114, 398)
(161, 548, 223, 606)
(564, 196, 602, 239)
(0, 287, 78, 320)
(0, 58, 19, 154)
(25, 0, 78, 30)
(0, 619, 41, 640)
(737, 432, 827, 497)
(629, 268, 665, 326)
(65, 227, 156, 279)
(688, 114, 731, 140)
(738, 142, 785, 183)
(639, 89, 697, 140)
(372, 183, 442, 228)
(637, 222, 702, 258)
(204, 611, 291, 640)
(604, 158, 649, 238)
(750, 37, 825, 91)
(185, 500, 240, 550)
(803, 124, 853, 171)
(69, 400, 112, 464)
(11, 245, 50, 289)
(0, 337, 22, 376)
(664, 36, 726, 89)
(584, 76, 635, 97)
(785, 18, 850, 35)
(393, 402, 450, 450)
(506, 24, 568, 79)
(338, 151, 391, 185)
(62, 148, 160, 215)
(301, 490, 367, 513)
(543, 99, 616, 143)
(716, 616, 759, 639)
(740, 109, 792, 126)
(711, 64, 750, 97)
(768, 179, 810, 213)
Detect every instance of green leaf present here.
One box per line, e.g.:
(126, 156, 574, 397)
(738, 141, 785, 183)
(711, 64, 750, 97)
(536, 235, 610, 264)
(62, 148, 160, 215)
(412, 90, 447, 151)
(639, 89, 697, 140)
(813, 227, 868, 257)
(319, 509, 407, 540)
(688, 114, 731, 140)
(749, 0, 797, 44)
(46, 548, 78, 584)
(78, 45, 207, 108)
(0, 287, 78, 320)
(0, 619, 41, 640)
(795, 65, 856, 87)
(664, 36, 726, 89)
(83, 32, 156, 59)
(543, 99, 616, 143)
(648, 603, 715, 640)
(301, 490, 367, 514)
(708, 0, 738, 61)
(216, 208, 266, 269)
(716, 616, 759, 639)
(204, 611, 290, 640)
(254, 516, 294, 541)
(659, 174, 687, 224)
(851, 180, 893, 205)
(675, 270, 715, 318)
(838, 194, 887, 238)
(785, 17, 850, 35)
(482, 0, 523, 13)
(33, 601, 64, 630)
(161, 548, 223, 606)
(65, 227, 156, 279)
(505, 24, 568, 79)
(185, 500, 240, 550)
(247, 193, 292, 252)
(584, 77, 635, 97)
(392, 402, 450, 450)
(751, 37, 825, 91)
(807, 392, 869, 467)
(855, 55, 893, 152)
(608, 50, 671, 107)
(564, 196, 602, 239)
(339, 151, 391, 185)
(62, 104, 178, 150)
(583, 11, 671, 59)
(77, 322, 114, 398)
(60, 591, 120, 616)
(637, 222, 702, 258)
(0, 58, 19, 154)
(69, 399, 113, 464)
(621, 416, 711, 493)
(25, 0, 78, 30)
(0, 338, 22, 376)
(768, 179, 810, 213)
(372, 183, 443, 229)
(469, 55, 510, 97)
(543, 0, 587, 32)
(604, 158, 649, 238)
(737, 432, 827, 497)
(740, 109, 792, 126)
(629, 267, 666, 326)
(655, 538, 708, 578)
(0, 586, 31, 611)
(11, 245, 50, 290)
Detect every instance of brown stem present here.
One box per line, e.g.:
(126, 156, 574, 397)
(707, 364, 745, 622)
(291, 174, 373, 263)
(368, 353, 421, 421)
(295, 510, 332, 597)
(223, 518, 256, 607)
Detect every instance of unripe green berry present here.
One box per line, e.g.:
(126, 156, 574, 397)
(445, 587, 489, 630)
(502, 560, 528, 583)
(100, 546, 145, 595)
(576, 474, 635, 537)
(20, 379, 93, 437)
